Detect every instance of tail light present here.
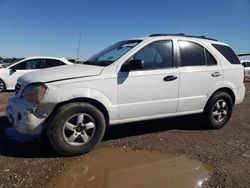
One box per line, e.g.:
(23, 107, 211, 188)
(244, 70, 247, 83)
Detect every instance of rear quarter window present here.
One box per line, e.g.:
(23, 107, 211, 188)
(212, 44, 240, 64)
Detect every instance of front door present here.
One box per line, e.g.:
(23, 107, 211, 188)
(118, 40, 179, 122)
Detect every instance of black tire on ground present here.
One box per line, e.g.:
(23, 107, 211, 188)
(0, 79, 6, 92)
(203, 92, 233, 129)
(47, 102, 106, 156)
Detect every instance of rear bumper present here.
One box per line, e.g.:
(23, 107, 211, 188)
(6, 94, 46, 135)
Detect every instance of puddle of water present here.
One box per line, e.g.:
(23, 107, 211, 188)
(49, 148, 209, 188)
(5, 127, 38, 143)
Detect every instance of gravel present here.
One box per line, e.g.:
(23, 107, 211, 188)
(0, 83, 250, 187)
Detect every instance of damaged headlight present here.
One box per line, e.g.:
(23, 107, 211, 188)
(21, 83, 47, 103)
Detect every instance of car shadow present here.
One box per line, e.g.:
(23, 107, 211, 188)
(0, 114, 209, 158)
(0, 116, 59, 158)
(103, 114, 209, 141)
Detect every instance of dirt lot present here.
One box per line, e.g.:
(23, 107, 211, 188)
(0, 83, 250, 188)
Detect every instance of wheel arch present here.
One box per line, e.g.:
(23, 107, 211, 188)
(207, 87, 236, 107)
(47, 97, 110, 127)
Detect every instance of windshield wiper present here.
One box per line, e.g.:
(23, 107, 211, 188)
(83, 61, 97, 65)
(82, 60, 111, 67)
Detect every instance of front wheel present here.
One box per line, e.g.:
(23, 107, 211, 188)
(203, 92, 233, 129)
(47, 102, 106, 156)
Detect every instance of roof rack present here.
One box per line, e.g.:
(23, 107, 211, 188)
(238, 53, 250, 57)
(149, 33, 218, 41)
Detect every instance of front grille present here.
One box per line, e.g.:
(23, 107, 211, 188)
(15, 83, 21, 94)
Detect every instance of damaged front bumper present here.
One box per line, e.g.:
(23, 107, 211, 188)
(6, 94, 47, 135)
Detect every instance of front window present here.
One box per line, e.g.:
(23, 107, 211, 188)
(125, 40, 173, 70)
(86, 40, 142, 66)
(11, 59, 43, 70)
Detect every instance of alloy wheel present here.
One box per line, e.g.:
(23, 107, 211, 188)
(62, 113, 96, 146)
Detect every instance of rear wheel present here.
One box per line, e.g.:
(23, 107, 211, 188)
(47, 102, 106, 156)
(204, 92, 233, 129)
(0, 79, 6, 92)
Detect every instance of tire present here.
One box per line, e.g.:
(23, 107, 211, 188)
(0, 79, 6, 92)
(47, 102, 106, 156)
(203, 92, 233, 129)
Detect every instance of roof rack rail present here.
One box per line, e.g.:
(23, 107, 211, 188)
(149, 33, 218, 41)
(238, 53, 250, 57)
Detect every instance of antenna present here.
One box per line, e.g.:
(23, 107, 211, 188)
(76, 30, 82, 62)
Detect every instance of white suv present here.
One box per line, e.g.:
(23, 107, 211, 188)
(0, 57, 72, 92)
(6, 34, 245, 156)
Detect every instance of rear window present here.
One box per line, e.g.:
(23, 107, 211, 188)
(212, 44, 240, 64)
(242, 62, 250, 67)
(205, 49, 217, 65)
(178, 41, 206, 66)
(44, 59, 64, 68)
(178, 41, 217, 66)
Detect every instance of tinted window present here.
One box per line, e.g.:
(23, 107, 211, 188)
(12, 61, 26, 70)
(212, 44, 240, 64)
(205, 50, 217, 65)
(242, 62, 250, 67)
(44, 59, 63, 68)
(178, 41, 206, 66)
(12, 59, 43, 70)
(130, 40, 173, 70)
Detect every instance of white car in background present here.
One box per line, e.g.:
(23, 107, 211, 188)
(0, 57, 73, 92)
(241, 60, 250, 81)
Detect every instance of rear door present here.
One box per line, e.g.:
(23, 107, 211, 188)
(177, 40, 223, 112)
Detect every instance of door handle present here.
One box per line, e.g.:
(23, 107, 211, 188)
(163, 75, 177, 81)
(211, 72, 222, 77)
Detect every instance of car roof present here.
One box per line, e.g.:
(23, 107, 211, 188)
(25, 56, 67, 60)
(6, 56, 73, 68)
(24, 56, 73, 64)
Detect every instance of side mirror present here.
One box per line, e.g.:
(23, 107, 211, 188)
(121, 60, 143, 72)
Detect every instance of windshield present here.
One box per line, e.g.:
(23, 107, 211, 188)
(1, 62, 13, 68)
(86, 40, 142, 66)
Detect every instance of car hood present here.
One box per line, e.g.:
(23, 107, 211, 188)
(19, 64, 104, 83)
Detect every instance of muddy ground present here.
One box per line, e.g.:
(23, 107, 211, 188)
(0, 83, 250, 188)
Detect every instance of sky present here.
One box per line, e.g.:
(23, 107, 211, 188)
(0, 0, 250, 59)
